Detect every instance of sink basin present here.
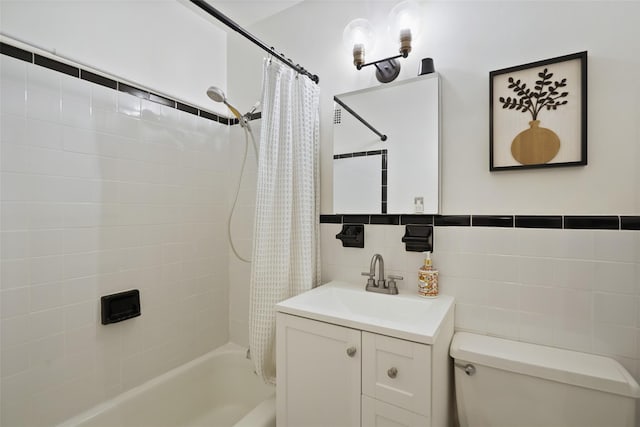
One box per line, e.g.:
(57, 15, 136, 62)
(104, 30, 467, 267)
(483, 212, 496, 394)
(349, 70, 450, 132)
(275, 280, 454, 344)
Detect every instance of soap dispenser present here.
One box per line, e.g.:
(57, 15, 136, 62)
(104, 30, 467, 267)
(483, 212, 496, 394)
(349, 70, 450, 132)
(418, 251, 439, 298)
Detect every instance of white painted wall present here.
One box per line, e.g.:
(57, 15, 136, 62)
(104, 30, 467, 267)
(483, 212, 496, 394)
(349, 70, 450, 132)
(231, 0, 640, 215)
(0, 0, 228, 113)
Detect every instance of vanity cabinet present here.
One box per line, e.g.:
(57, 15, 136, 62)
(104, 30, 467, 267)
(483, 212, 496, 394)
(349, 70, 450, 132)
(276, 312, 453, 427)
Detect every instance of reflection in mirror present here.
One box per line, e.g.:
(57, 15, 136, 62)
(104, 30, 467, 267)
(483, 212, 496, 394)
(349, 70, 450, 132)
(332, 74, 440, 214)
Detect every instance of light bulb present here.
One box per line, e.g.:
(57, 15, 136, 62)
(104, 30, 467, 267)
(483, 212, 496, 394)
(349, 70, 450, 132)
(343, 18, 376, 68)
(389, 0, 421, 56)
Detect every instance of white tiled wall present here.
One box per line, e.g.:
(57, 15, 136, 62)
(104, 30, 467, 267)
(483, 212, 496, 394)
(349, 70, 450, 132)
(0, 55, 230, 426)
(321, 223, 640, 382)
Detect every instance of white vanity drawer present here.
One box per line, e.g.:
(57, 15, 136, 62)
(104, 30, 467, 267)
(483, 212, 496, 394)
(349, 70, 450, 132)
(362, 332, 431, 416)
(362, 395, 430, 427)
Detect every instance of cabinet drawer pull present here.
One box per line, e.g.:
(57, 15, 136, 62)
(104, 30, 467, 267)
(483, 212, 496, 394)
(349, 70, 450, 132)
(346, 346, 357, 357)
(387, 367, 398, 378)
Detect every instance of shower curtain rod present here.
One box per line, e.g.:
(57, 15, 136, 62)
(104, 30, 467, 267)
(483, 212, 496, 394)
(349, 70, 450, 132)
(190, 0, 319, 84)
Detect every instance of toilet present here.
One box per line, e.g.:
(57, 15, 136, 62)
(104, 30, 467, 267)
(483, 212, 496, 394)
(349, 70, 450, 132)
(450, 332, 640, 427)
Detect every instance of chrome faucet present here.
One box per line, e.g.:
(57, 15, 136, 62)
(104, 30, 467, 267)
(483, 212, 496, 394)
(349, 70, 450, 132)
(361, 254, 402, 295)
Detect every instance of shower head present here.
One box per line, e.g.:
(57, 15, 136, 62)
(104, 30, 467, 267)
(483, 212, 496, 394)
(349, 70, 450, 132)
(206, 86, 242, 120)
(206, 86, 226, 103)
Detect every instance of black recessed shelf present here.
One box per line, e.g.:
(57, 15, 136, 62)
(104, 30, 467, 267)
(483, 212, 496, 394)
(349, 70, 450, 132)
(101, 289, 141, 325)
(336, 224, 365, 248)
(402, 225, 434, 252)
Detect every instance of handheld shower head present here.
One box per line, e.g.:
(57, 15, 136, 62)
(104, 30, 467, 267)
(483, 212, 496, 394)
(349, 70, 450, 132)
(206, 86, 226, 103)
(206, 86, 242, 120)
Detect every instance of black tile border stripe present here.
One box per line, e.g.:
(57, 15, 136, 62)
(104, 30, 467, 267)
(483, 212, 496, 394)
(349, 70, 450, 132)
(150, 93, 176, 108)
(370, 215, 399, 225)
(80, 69, 117, 89)
(621, 216, 640, 230)
(118, 82, 149, 99)
(435, 215, 472, 226)
(320, 214, 640, 231)
(472, 215, 514, 227)
(342, 215, 370, 224)
(1, 41, 234, 126)
(401, 215, 434, 225)
(1, 42, 33, 62)
(564, 216, 619, 230)
(34, 54, 79, 77)
(515, 215, 563, 229)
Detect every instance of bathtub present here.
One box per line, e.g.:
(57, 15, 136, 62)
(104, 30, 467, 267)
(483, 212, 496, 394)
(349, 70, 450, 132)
(58, 343, 275, 427)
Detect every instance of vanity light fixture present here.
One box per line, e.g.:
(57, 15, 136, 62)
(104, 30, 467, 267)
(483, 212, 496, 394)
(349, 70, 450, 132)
(343, 0, 421, 83)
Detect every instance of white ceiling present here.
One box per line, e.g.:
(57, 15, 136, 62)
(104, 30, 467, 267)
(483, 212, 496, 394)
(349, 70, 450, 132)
(205, 0, 305, 27)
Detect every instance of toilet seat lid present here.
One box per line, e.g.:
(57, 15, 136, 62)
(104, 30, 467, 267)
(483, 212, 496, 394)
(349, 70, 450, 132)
(450, 332, 640, 398)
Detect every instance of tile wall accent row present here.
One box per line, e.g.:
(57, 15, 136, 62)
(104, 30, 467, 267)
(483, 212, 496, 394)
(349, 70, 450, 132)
(320, 214, 640, 231)
(0, 41, 233, 126)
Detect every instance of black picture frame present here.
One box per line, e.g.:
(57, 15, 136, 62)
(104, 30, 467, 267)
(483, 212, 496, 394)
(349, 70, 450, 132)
(490, 51, 587, 171)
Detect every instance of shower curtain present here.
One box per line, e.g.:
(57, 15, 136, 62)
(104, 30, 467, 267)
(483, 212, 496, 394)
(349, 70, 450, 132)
(249, 59, 321, 384)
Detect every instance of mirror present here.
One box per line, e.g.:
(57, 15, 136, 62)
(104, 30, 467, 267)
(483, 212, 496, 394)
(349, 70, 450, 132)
(332, 73, 440, 214)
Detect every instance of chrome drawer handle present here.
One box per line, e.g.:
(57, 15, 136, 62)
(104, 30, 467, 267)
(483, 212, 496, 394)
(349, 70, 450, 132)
(346, 346, 357, 357)
(387, 367, 398, 378)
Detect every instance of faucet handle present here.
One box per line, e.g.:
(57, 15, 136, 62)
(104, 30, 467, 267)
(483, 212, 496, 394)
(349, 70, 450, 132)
(361, 271, 376, 287)
(387, 275, 403, 295)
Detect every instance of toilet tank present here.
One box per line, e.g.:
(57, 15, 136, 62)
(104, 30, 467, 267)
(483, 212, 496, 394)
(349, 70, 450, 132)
(450, 332, 640, 427)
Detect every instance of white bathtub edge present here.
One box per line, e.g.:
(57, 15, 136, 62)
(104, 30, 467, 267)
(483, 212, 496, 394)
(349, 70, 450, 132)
(234, 395, 276, 427)
(56, 342, 251, 427)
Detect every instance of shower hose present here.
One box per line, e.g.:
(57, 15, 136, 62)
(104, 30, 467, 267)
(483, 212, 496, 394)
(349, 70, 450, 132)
(228, 117, 259, 263)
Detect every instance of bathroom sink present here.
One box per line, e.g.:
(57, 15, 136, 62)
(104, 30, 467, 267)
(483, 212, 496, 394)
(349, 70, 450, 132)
(275, 280, 454, 344)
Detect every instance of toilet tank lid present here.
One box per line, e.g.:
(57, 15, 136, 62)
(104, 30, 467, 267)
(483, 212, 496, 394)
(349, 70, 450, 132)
(450, 332, 640, 398)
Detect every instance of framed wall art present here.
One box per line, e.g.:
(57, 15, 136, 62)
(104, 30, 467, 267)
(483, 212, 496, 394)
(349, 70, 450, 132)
(490, 51, 587, 171)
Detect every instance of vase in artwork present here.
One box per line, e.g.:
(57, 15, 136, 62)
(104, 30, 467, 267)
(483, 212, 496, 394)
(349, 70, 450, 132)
(511, 120, 560, 165)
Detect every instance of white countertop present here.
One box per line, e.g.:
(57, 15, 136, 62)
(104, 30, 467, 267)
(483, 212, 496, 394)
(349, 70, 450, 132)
(275, 280, 454, 344)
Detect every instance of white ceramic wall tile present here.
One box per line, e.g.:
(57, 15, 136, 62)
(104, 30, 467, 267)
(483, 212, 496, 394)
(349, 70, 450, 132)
(594, 293, 638, 327)
(518, 311, 554, 346)
(595, 230, 638, 263)
(593, 323, 637, 358)
(486, 307, 519, 340)
(1, 287, 30, 318)
(1, 259, 30, 289)
(0, 57, 27, 116)
(0, 58, 231, 426)
(594, 261, 638, 294)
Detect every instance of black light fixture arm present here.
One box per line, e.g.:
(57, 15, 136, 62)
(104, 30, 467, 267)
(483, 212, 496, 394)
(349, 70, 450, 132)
(190, 0, 319, 84)
(356, 52, 407, 70)
(333, 96, 387, 142)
